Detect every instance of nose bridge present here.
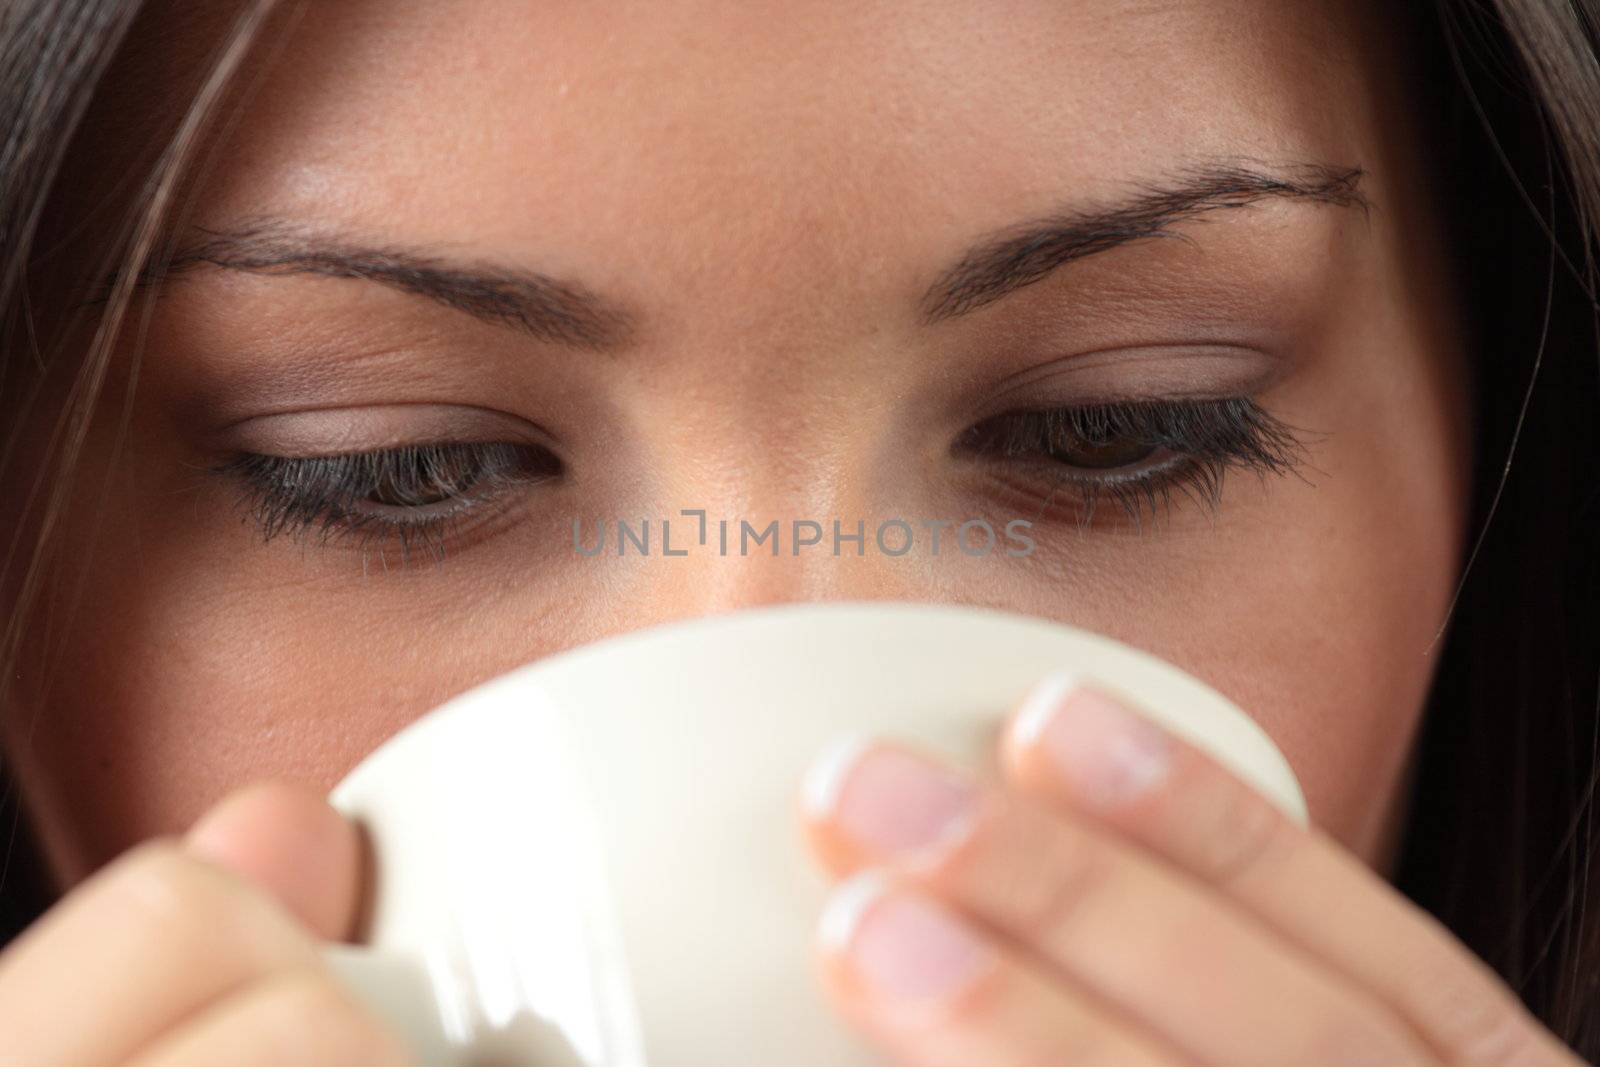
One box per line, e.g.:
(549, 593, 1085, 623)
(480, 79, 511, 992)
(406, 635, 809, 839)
(607, 424, 933, 611)
(670, 433, 894, 589)
(638, 509, 930, 618)
(603, 317, 934, 616)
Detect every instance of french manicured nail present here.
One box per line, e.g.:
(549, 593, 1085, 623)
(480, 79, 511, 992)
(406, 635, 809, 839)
(819, 869, 998, 1003)
(803, 734, 978, 864)
(1011, 670, 1173, 808)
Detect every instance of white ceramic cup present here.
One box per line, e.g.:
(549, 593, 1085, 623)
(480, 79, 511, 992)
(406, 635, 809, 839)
(320, 600, 1307, 1067)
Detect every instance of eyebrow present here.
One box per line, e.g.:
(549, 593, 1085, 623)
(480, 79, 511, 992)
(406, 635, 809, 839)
(144, 220, 640, 352)
(139, 161, 1365, 347)
(919, 161, 1368, 322)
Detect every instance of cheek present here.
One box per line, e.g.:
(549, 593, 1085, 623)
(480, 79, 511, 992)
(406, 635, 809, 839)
(979, 463, 1457, 868)
(975, 322, 1470, 865)
(3, 309, 1470, 889)
(1, 390, 688, 890)
(1, 506, 601, 889)
(1184, 324, 1470, 864)
(1184, 469, 1460, 865)
(7, 464, 1460, 889)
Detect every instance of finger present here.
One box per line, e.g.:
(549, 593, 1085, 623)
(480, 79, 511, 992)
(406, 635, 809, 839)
(0, 840, 327, 1067)
(182, 779, 367, 943)
(803, 738, 1439, 1067)
(999, 672, 1580, 1065)
(815, 868, 1195, 1067)
(123, 967, 414, 1067)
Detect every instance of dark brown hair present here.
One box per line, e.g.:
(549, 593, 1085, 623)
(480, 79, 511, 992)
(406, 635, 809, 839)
(3, 0, 1600, 1056)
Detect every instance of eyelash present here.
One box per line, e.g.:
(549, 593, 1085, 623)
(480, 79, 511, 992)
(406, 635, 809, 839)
(208, 441, 561, 565)
(953, 396, 1310, 529)
(210, 396, 1308, 563)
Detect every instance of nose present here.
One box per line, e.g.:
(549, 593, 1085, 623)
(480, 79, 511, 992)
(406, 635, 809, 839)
(653, 512, 923, 613)
(561, 353, 990, 636)
(570, 413, 968, 630)
(602, 495, 941, 629)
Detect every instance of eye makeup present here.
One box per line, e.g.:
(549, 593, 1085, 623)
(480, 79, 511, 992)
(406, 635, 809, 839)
(165, 194, 1336, 566)
(203, 388, 1312, 568)
(206, 441, 562, 565)
(954, 395, 1311, 530)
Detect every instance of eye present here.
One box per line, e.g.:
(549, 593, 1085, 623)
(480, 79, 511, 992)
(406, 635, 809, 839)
(999, 410, 1169, 472)
(955, 397, 1310, 526)
(209, 441, 562, 564)
(362, 443, 515, 508)
(1049, 437, 1159, 469)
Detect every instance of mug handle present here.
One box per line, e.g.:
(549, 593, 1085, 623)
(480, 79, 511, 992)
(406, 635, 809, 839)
(320, 943, 459, 1067)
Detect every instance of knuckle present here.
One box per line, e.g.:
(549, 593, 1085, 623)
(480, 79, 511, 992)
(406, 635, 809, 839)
(1043, 1031, 1129, 1067)
(1303, 1006, 1433, 1067)
(1193, 782, 1297, 889)
(935, 972, 1113, 1067)
(102, 839, 312, 968)
(253, 970, 414, 1065)
(105, 841, 216, 927)
(1414, 962, 1543, 1065)
(1020, 1022, 1148, 1067)
(1453, 1009, 1544, 1067)
(1025, 1037, 1108, 1067)
(1010, 830, 1119, 947)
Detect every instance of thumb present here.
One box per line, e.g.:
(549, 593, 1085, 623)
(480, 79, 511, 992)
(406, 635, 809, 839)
(181, 780, 368, 943)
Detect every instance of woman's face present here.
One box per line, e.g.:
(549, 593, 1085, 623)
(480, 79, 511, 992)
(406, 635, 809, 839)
(2, 0, 1470, 892)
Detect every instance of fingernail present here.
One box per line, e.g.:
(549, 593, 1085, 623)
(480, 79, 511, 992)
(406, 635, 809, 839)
(819, 869, 998, 1003)
(803, 734, 978, 864)
(1011, 670, 1173, 808)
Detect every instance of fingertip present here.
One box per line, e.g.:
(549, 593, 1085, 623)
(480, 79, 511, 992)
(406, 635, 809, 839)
(998, 671, 1079, 787)
(183, 780, 367, 943)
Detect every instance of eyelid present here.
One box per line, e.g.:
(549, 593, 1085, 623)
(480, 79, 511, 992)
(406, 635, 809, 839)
(210, 403, 560, 456)
(971, 343, 1288, 422)
(210, 440, 558, 563)
(957, 396, 1312, 530)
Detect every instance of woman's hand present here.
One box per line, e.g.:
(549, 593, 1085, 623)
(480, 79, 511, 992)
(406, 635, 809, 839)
(0, 782, 413, 1066)
(799, 673, 1583, 1066)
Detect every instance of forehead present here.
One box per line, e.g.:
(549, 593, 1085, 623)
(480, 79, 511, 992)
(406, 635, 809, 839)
(163, 0, 1393, 324)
